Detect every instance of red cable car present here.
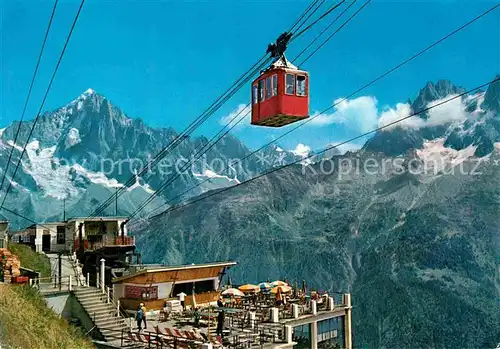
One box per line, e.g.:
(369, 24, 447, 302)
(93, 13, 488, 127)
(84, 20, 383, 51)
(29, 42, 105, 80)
(251, 55, 309, 127)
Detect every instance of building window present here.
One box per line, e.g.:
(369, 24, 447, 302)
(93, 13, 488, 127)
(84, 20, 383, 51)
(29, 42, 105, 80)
(293, 324, 310, 348)
(272, 74, 278, 96)
(125, 285, 158, 300)
(296, 75, 307, 96)
(258, 79, 265, 102)
(252, 85, 258, 104)
(57, 226, 65, 244)
(285, 74, 295, 95)
(266, 76, 272, 99)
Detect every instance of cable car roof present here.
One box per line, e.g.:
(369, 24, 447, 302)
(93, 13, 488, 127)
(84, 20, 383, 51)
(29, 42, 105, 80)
(269, 55, 298, 71)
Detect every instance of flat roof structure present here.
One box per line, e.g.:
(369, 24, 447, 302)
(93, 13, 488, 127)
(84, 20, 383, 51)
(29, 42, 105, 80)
(112, 261, 237, 283)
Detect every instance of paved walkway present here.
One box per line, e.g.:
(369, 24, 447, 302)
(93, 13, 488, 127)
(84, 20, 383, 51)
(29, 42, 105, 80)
(46, 253, 86, 286)
(47, 254, 73, 278)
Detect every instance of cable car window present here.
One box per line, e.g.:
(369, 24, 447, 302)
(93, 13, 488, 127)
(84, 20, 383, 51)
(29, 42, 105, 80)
(252, 85, 258, 104)
(266, 76, 272, 99)
(272, 74, 278, 96)
(296, 75, 307, 96)
(285, 74, 295, 95)
(258, 79, 265, 102)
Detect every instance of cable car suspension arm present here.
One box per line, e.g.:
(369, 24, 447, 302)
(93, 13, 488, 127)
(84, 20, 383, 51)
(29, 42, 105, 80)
(266, 0, 345, 60)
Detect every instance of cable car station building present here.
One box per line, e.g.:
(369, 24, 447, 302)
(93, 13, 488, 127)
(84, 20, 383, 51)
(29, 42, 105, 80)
(111, 261, 237, 312)
(10, 216, 133, 254)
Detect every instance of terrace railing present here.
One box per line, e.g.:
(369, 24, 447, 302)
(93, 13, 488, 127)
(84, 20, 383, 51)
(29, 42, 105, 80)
(30, 275, 73, 293)
(74, 235, 135, 251)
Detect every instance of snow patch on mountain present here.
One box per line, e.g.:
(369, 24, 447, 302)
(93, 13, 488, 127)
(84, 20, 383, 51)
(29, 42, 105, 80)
(67, 88, 96, 111)
(0, 128, 6, 137)
(193, 169, 240, 185)
(22, 139, 135, 199)
(6, 140, 23, 152)
(466, 92, 486, 116)
(127, 174, 155, 193)
(416, 138, 477, 174)
(65, 128, 81, 148)
(72, 164, 122, 188)
(24, 141, 79, 199)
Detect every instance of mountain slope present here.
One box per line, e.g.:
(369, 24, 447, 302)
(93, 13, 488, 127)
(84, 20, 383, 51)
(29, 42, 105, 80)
(0, 89, 299, 228)
(135, 148, 500, 348)
(135, 77, 500, 348)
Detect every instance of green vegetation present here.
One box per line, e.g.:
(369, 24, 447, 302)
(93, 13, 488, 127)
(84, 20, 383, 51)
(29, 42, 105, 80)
(0, 284, 94, 349)
(8, 243, 51, 278)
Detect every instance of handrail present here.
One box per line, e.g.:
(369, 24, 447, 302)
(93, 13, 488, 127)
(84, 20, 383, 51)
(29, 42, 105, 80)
(67, 252, 86, 287)
(102, 285, 133, 330)
(30, 275, 73, 292)
(97, 327, 220, 348)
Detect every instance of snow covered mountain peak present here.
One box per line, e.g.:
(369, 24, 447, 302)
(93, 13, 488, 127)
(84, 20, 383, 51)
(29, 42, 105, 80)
(83, 88, 96, 96)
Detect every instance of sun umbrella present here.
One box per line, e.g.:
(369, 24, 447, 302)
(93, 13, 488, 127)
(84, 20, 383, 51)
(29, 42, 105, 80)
(271, 285, 292, 294)
(221, 288, 244, 297)
(258, 282, 272, 291)
(271, 280, 288, 287)
(238, 284, 260, 293)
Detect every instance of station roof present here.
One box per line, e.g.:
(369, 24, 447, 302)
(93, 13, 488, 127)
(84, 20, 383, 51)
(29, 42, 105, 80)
(112, 261, 237, 283)
(66, 216, 129, 222)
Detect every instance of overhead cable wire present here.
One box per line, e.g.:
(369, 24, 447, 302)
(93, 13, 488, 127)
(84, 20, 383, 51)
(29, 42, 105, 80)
(293, 0, 357, 62)
(145, 78, 499, 218)
(0, 0, 59, 196)
(292, 0, 347, 40)
(88, 56, 271, 217)
(133, 0, 373, 219)
(139, 3, 500, 220)
(0, 0, 86, 209)
(288, 0, 321, 33)
(298, 0, 371, 66)
(291, 0, 327, 36)
(0, 206, 59, 234)
(88, 55, 270, 216)
(88, 0, 351, 218)
(126, 102, 252, 220)
(121, 1, 356, 221)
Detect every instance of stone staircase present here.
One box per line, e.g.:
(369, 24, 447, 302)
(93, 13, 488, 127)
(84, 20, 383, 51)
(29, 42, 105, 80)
(73, 286, 131, 342)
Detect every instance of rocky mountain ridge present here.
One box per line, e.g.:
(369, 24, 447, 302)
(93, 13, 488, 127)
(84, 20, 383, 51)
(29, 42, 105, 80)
(134, 76, 500, 348)
(0, 89, 300, 227)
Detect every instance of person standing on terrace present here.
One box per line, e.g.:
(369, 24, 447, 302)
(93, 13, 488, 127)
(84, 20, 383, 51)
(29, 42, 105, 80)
(276, 287, 283, 307)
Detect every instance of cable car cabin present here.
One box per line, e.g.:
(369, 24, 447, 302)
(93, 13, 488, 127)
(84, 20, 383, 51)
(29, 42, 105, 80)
(251, 57, 309, 127)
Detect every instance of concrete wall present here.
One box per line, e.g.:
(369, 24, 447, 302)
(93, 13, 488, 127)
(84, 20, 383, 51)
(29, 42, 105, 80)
(45, 293, 71, 317)
(43, 293, 96, 337)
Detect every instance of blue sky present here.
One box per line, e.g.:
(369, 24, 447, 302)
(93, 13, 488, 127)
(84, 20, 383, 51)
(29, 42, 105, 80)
(1, 0, 499, 153)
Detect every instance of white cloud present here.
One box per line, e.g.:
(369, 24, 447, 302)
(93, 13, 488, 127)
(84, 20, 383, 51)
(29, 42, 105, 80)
(221, 93, 469, 138)
(378, 95, 467, 131)
(219, 104, 251, 127)
(426, 95, 467, 126)
(378, 103, 418, 130)
(335, 142, 363, 155)
(291, 143, 311, 158)
(307, 96, 379, 133)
